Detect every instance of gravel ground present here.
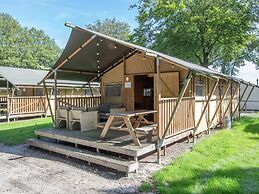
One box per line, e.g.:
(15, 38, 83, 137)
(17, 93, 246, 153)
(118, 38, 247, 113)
(0, 132, 213, 194)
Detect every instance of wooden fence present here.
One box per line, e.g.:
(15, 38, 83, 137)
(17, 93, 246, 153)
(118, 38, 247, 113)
(0, 96, 7, 103)
(8, 96, 46, 115)
(159, 97, 195, 138)
(57, 96, 101, 109)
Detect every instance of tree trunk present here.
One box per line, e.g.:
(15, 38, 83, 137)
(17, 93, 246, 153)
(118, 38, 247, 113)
(202, 49, 209, 68)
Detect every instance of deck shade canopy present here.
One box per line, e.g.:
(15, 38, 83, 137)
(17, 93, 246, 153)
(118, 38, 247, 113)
(0, 66, 98, 89)
(42, 23, 259, 88)
(0, 66, 47, 88)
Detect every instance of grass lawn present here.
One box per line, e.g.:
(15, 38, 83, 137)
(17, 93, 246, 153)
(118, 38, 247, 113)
(0, 117, 52, 145)
(141, 116, 259, 194)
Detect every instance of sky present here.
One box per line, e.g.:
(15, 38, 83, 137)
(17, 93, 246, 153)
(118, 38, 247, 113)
(1, 0, 258, 84)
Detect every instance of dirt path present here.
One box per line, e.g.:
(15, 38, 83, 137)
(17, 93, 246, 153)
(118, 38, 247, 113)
(0, 133, 206, 194)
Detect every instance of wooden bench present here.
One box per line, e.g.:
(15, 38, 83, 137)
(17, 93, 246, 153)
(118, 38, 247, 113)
(97, 121, 126, 130)
(135, 124, 157, 142)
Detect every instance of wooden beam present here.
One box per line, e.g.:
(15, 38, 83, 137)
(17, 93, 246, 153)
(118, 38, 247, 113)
(232, 83, 245, 117)
(44, 34, 97, 81)
(6, 80, 10, 122)
(208, 81, 231, 128)
(221, 83, 236, 124)
(240, 85, 254, 111)
(43, 81, 55, 125)
(160, 70, 193, 144)
(194, 78, 219, 134)
(57, 69, 97, 75)
(156, 55, 162, 164)
(54, 70, 58, 127)
(9, 88, 15, 115)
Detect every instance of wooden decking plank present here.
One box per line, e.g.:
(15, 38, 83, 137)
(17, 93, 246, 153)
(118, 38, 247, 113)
(35, 128, 157, 157)
(27, 138, 138, 173)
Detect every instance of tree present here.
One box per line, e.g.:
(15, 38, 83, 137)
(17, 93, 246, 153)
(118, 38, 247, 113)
(131, 0, 258, 75)
(86, 18, 131, 41)
(0, 13, 61, 69)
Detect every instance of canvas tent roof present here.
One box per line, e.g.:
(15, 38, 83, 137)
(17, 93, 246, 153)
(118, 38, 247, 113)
(0, 66, 98, 88)
(43, 23, 244, 84)
(0, 66, 47, 88)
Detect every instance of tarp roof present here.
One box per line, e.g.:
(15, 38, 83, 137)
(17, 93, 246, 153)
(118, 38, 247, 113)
(0, 66, 47, 87)
(43, 23, 242, 83)
(0, 66, 99, 88)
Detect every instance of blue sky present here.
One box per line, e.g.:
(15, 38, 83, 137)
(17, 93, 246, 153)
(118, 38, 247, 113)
(1, 0, 258, 83)
(1, 0, 138, 48)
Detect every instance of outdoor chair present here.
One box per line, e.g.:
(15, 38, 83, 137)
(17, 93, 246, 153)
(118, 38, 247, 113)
(69, 109, 98, 131)
(56, 108, 69, 128)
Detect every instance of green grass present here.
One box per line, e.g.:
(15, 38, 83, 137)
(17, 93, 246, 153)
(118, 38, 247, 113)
(143, 116, 259, 194)
(0, 118, 52, 145)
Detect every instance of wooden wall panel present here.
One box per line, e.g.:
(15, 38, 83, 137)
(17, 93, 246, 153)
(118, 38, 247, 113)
(160, 72, 179, 98)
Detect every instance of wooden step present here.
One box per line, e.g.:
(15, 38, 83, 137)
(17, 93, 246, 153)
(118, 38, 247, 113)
(27, 138, 138, 174)
(35, 128, 157, 157)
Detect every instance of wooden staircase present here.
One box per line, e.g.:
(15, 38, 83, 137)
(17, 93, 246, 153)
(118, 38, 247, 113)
(27, 138, 138, 175)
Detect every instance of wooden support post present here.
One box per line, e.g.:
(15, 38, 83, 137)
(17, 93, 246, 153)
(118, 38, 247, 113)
(230, 82, 233, 122)
(232, 83, 246, 118)
(206, 78, 210, 134)
(155, 56, 162, 164)
(208, 81, 231, 128)
(88, 82, 94, 97)
(221, 82, 236, 124)
(54, 70, 58, 128)
(43, 81, 55, 125)
(238, 83, 241, 119)
(240, 85, 254, 112)
(9, 88, 15, 120)
(6, 81, 10, 123)
(160, 70, 193, 146)
(194, 78, 219, 136)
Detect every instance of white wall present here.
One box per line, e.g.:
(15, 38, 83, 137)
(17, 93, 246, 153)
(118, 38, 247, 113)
(240, 83, 259, 111)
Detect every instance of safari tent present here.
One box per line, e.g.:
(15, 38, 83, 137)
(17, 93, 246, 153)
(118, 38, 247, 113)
(28, 23, 255, 175)
(0, 66, 99, 122)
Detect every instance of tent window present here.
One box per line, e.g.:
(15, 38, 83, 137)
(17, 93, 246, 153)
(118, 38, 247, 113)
(105, 84, 121, 97)
(195, 80, 203, 96)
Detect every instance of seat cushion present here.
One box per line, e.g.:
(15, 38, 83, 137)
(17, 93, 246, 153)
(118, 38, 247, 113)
(98, 103, 110, 113)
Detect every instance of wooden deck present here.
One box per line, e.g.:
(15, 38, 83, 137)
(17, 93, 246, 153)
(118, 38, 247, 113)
(28, 128, 158, 174)
(34, 128, 157, 157)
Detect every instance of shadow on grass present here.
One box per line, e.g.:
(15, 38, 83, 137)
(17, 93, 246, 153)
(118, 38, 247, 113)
(243, 123, 259, 135)
(154, 167, 259, 194)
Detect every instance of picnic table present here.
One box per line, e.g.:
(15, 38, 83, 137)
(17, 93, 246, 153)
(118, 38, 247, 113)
(100, 110, 157, 146)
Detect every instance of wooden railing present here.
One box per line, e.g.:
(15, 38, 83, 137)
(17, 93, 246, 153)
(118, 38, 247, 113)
(8, 96, 46, 115)
(0, 96, 7, 103)
(57, 96, 101, 109)
(159, 97, 195, 138)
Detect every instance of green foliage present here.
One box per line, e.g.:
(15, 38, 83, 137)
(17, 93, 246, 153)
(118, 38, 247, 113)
(139, 181, 153, 192)
(86, 18, 131, 41)
(0, 13, 61, 69)
(0, 118, 52, 145)
(131, 0, 259, 75)
(145, 116, 259, 193)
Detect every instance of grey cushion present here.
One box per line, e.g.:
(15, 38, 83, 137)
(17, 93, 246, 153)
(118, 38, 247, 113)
(109, 103, 122, 109)
(98, 103, 110, 113)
